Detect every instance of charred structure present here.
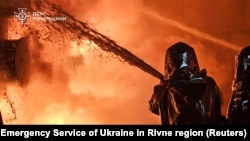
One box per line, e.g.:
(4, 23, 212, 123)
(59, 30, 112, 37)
(0, 40, 18, 81)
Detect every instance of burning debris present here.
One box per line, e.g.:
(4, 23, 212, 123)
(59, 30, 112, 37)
(0, 40, 19, 124)
(0, 40, 19, 81)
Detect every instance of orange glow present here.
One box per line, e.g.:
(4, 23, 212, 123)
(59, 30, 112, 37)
(0, 0, 247, 124)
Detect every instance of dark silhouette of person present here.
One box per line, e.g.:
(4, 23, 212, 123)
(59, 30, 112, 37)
(227, 46, 250, 124)
(149, 42, 224, 125)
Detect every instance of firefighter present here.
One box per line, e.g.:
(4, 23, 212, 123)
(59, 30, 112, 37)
(227, 46, 250, 124)
(149, 42, 224, 125)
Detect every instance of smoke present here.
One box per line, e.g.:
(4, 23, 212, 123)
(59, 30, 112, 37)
(0, 0, 241, 124)
(142, 8, 241, 51)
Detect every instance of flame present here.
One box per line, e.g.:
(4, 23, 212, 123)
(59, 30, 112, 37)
(0, 0, 244, 124)
(70, 40, 98, 56)
(48, 118, 65, 124)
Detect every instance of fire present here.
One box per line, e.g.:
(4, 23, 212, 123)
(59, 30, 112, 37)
(48, 118, 64, 124)
(70, 40, 98, 56)
(0, 0, 242, 125)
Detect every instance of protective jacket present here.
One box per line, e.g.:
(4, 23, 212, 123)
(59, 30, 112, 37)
(227, 46, 250, 124)
(149, 42, 224, 125)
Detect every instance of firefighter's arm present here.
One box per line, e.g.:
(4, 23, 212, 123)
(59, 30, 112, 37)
(149, 84, 166, 115)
